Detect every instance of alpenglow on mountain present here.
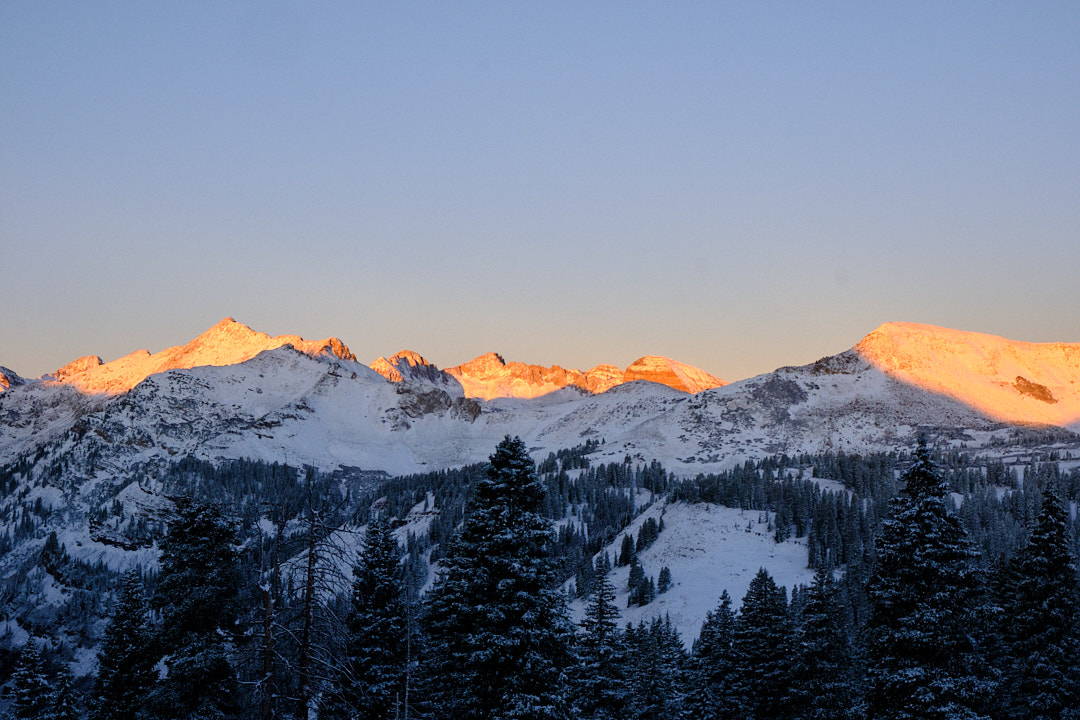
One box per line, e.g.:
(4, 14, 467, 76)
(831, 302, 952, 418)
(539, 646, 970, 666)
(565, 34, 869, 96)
(1, 317, 1077, 479)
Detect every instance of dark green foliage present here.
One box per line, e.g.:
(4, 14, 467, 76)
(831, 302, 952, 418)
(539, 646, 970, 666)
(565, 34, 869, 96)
(569, 556, 628, 720)
(91, 571, 155, 720)
(421, 436, 573, 720)
(865, 442, 997, 720)
(683, 591, 739, 720)
(999, 487, 1080, 719)
(732, 568, 793, 719)
(657, 566, 671, 594)
(9, 641, 51, 720)
(625, 616, 686, 720)
(329, 514, 411, 720)
(146, 498, 242, 720)
(789, 569, 862, 719)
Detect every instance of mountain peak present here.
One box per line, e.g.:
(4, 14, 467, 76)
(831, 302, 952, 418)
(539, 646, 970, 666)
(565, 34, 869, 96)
(624, 355, 726, 394)
(852, 321, 1080, 427)
(443, 352, 724, 400)
(46, 318, 356, 394)
(371, 350, 442, 383)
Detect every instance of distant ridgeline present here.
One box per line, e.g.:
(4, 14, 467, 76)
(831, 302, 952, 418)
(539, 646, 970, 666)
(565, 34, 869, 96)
(1, 439, 1080, 716)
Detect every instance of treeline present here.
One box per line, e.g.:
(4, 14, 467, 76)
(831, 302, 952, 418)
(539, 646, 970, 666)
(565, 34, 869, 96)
(8, 438, 1080, 719)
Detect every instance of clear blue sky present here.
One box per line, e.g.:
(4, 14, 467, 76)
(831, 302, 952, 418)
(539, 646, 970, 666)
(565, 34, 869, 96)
(3, 2, 1079, 380)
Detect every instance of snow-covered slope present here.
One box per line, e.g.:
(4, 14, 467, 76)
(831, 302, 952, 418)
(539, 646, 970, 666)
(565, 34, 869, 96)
(855, 322, 1080, 431)
(568, 500, 815, 646)
(43, 317, 355, 395)
(2, 319, 1079, 485)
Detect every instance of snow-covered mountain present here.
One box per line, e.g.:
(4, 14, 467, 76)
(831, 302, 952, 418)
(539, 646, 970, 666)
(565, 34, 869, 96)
(2, 319, 1078, 483)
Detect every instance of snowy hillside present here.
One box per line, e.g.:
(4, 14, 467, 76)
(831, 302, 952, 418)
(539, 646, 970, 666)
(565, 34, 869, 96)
(569, 500, 816, 646)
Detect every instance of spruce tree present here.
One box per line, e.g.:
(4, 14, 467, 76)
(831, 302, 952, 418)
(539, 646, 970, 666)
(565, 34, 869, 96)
(9, 640, 51, 720)
(92, 570, 155, 720)
(865, 441, 997, 720)
(1000, 487, 1080, 719)
(683, 591, 739, 720)
(625, 616, 685, 720)
(732, 568, 793, 720)
(569, 557, 628, 720)
(330, 514, 410, 720)
(146, 498, 242, 720)
(421, 436, 572, 720)
(44, 665, 81, 720)
(789, 569, 861, 719)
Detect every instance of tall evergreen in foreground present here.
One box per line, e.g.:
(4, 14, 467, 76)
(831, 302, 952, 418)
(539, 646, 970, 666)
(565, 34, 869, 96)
(9, 641, 51, 720)
(421, 436, 573, 720)
(732, 568, 793, 720)
(865, 441, 996, 720)
(329, 514, 411, 720)
(999, 486, 1080, 719)
(625, 617, 685, 720)
(682, 591, 739, 720)
(146, 498, 242, 720)
(789, 569, 862, 719)
(91, 571, 155, 720)
(569, 555, 628, 720)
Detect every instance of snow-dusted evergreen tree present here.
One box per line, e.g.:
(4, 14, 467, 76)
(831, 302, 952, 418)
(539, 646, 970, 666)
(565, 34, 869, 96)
(146, 498, 242, 720)
(421, 435, 573, 720)
(91, 570, 154, 720)
(625, 616, 685, 720)
(865, 441, 997, 720)
(999, 486, 1080, 719)
(9, 640, 51, 720)
(732, 568, 793, 720)
(569, 555, 628, 720)
(43, 665, 81, 720)
(788, 568, 862, 719)
(682, 590, 739, 720)
(328, 514, 410, 720)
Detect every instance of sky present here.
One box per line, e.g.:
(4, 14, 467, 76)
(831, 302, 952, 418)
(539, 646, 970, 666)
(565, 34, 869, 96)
(2, 1, 1079, 382)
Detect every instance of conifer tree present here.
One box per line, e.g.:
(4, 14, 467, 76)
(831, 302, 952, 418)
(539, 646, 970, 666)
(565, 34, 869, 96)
(146, 498, 242, 720)
(44, 665, 81, 720)
(92, 570, 155, 720)
(625, 616, 685, 720)
(683, 591, 739, 720)
(657, 566, 672, 594)
(329, 514, 410, 720)
(865, 441, 997, 720)
(732, 568, 793, 720)
(421, 436, 573, 720)
(789, 568, 862, 719)
(999, 486, 1080, 719)
(569, 556, 628, 720)
(9, 640, 51, 720)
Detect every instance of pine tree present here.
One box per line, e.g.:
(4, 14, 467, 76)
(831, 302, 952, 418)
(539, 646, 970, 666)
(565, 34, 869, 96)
(683, 591, 739, 720)
(569, 558, 628, 720)
(732, 568, 793, 720)
(788, 569, 862, 719)
(627, 558, 647, 607)
(618, 534, 634, 567)
(421, 436, 573, 720)
(44, 665, 81, 720)
(146, 498, 242, 720)
(625, 616, 685, 720)
(999, 487, 1080, 719)
(9, 640, 51, 720)
(865, 441, 997, 720)
(330, 514, 410, 720)
(657, 566, 671, 594)
(92, 570, 155, 720)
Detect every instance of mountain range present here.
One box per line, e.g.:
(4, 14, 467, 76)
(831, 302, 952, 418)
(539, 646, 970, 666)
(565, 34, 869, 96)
(2, 318, 1078, 482)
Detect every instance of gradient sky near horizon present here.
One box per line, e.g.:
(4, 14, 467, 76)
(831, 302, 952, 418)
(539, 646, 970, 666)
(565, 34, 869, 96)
(3, 2, 1080, 382)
